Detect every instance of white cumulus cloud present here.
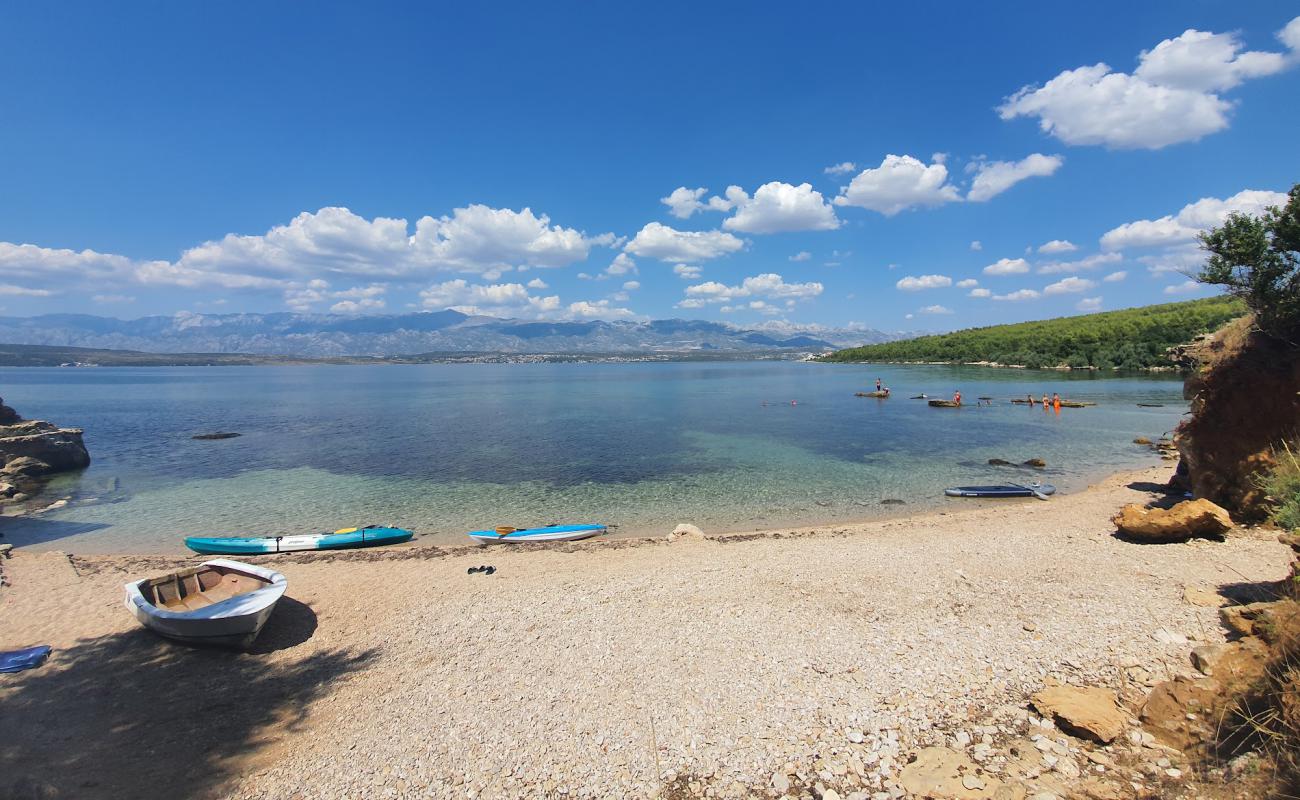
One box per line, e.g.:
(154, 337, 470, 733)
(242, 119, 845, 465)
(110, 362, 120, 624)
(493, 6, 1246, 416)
(721, 182, 839, 234)
(970, 240, 983, 251)
(896, 274, 953, 291)
(998, 18, 1299, 149)
(1043, 276, 1098, 295)
(661, 187, 709, 219)
(1103, 271, 1128, 282)
(983, 258, 1030, 276)
(682, 273, 823, 305)
(418, 279, 560, 318)
(824, 161, 857, 176)
(956, 279, 979, 288)
(673, 264, 702, 280)
(624, 222, 745, 262)
(919, 304, 953, 315)
(604, 252, 638, 277)
(967, 154, 1063, 202)
(993, 289, 1041, 301)
(789, 251, 812, 262)
(1036, 252, 1123, 275)
(1038, 239, 1077, 254)
(969, 288, 992, 298)
(1100, 188, 1289, 250)
(1076, 297, 1103, 312)
(833, 154, 961, 215)
(1163, 280, 1203, 295)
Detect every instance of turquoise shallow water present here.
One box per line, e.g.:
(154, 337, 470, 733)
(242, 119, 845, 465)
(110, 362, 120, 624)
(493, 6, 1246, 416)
(0, 362, 1187, 553)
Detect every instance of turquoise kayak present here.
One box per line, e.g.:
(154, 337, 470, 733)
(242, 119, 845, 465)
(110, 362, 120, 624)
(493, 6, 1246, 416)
(185, 525, 413, 555)
(466, 524, 606, 544)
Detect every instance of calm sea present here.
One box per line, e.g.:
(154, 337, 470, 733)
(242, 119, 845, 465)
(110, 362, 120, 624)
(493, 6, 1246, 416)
(0, 362, 1186, 553)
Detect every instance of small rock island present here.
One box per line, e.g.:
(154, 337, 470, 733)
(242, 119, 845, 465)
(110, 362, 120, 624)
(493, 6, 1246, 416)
(0, 396, 91, 505)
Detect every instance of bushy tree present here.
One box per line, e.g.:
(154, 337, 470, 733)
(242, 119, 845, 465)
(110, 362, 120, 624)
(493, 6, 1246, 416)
(1199, 184, 1300, 340)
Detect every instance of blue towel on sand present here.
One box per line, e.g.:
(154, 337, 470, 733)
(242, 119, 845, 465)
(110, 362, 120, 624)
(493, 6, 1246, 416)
(0, 645, 51, 673)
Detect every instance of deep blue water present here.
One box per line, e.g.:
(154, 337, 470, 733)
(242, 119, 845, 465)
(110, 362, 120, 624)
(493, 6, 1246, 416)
(0, 362, 1187, 552)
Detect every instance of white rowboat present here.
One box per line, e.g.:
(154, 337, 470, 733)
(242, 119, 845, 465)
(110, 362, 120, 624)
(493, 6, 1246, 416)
(124, 559, 287, 649)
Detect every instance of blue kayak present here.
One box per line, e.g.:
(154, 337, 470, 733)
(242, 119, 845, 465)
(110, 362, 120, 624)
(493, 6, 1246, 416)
(944, 484, 1056, 498)
(185, 525, 413, 555)
(466, 524, 607, 544)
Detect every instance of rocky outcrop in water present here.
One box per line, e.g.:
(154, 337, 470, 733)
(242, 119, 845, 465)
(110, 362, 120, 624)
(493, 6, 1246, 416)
(0, 397, 90, 505)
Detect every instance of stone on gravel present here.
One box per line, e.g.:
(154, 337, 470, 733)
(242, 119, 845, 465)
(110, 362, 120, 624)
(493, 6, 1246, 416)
(669, 523, 705, 541)
(1190, 645, 1224, 676)
(1182, 584, 1224, 607)
(1112, 499, 1232, 543)
(898, 747, 1009, 799)
(1030, 686, 1126, 744)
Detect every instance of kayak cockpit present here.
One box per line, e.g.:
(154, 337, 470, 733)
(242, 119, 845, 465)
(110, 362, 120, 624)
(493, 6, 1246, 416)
(138, 564, 271, 612)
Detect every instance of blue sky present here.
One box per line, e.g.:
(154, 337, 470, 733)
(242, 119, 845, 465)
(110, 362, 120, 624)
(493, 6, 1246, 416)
(1, 2, 1298, 332)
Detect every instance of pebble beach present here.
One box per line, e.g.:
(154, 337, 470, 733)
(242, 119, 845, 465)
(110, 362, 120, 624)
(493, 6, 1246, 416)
(0, 465, 1290, 799)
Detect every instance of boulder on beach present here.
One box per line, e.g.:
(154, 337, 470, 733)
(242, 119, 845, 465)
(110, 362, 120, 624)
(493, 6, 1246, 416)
(1112, 498, 1233, 543)
(1031, 685, 1127, 744)
(668, 523, 705, 542)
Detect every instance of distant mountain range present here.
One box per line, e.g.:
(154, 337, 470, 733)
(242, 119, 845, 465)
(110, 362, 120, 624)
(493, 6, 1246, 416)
(0, 310, 898, 357)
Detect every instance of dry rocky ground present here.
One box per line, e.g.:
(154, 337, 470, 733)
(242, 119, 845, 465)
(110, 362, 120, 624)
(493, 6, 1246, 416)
(0, 465, 1290, 800)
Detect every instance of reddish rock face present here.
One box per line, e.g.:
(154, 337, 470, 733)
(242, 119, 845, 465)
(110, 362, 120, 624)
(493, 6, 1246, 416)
(1176, 320, 1300, 521)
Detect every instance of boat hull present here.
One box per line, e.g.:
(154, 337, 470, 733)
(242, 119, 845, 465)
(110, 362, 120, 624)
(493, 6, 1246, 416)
(466, 524, 607, 544)
(944, 484, 1057, 498)
(185, 526, 413, 555)
(124, 559, 287, 649)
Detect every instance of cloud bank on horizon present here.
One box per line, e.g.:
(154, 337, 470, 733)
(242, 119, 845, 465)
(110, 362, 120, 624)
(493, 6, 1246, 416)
(0, 9, 1297, 329)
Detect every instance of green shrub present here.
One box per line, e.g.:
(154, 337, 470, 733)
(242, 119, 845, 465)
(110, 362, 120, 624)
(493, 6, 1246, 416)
(1263, 442, 1300, 531)
(1199, 184, 1300, 340)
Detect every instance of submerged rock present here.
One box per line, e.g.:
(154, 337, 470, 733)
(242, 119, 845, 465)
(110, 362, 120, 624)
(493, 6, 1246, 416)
(987, 458, 1013, 466)
(1112, 498, 1233, 543)
(192, 432, 241, 440)
(1023, 458, 1047, 468)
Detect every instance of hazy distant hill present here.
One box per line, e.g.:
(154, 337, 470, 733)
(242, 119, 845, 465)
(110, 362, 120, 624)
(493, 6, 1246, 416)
(0, 310, 895, 357)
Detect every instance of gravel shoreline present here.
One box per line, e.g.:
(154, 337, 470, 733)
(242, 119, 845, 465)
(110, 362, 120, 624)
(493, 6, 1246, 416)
(0, 465, 1290, 799)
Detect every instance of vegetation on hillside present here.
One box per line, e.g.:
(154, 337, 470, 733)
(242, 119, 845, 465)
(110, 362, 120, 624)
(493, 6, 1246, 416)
(1262, 443, 1300, 532)
(820, 296, 1246, 369)
(1199, 183, 1300, 341)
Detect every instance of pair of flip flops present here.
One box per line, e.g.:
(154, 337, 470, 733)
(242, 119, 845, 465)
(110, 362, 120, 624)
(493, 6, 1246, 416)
(467, 565, 496, 575)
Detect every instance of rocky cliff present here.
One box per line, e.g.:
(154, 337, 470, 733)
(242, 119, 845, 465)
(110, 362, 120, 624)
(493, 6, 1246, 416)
(1175, 317, 1300, 520)
(0, 397, 90, 505)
